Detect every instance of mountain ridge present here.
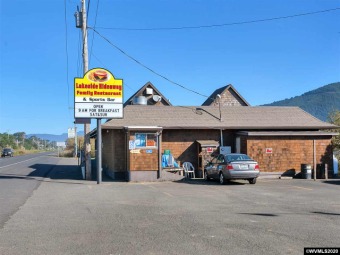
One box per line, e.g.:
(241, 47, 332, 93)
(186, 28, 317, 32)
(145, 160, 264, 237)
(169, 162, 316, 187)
(262, 82, 340, 121)
(27, 132, 84, 142)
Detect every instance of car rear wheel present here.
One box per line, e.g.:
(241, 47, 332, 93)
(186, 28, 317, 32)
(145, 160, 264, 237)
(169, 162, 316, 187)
(248, 178, 257, 184)
(219, 172, 226, 185)
(204, 171, 210, 181)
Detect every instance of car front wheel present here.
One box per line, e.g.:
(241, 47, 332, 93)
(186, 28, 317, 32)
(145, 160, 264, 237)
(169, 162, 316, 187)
(219, 172, 226, 185)
(248, 178, 257, 184)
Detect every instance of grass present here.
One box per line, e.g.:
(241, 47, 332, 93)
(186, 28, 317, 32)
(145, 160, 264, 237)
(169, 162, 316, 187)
(14, 149, 46, 156)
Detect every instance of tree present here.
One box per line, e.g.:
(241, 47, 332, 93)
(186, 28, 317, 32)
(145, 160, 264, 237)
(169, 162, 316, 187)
(0, 133, 16, 149)
(13, 132, 26, 148)
(328, 110, 340, 152)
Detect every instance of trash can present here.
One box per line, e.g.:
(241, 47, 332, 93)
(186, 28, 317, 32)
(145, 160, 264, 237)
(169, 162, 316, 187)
(301, 164, 312, 179)
(316, 164, 325, 179)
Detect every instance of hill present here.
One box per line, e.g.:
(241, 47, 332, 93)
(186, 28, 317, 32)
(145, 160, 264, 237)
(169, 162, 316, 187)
(263, 82, 340, 121)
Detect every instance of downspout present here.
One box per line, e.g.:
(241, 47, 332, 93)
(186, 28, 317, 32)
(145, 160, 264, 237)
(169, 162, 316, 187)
(220, 129, 224, 147)
(157, 130, 163, 179)
(125, 128, 130, 182)
(313, 139, 316, 181)
(217, 94, 223, 148)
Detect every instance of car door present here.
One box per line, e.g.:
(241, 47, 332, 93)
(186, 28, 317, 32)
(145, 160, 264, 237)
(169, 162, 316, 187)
(206, 156, 218, 179)
(212, 155, 225, 179)
(216, 154, 226, 175)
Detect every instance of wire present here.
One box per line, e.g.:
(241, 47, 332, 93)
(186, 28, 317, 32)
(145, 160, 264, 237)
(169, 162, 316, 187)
(89, 0, 100, 64)
(87, 0, 91, 20)
(90, 51, 135, 93)
(95, 7, 340, 31)
(64, 0, 71, 109)
(77, 30, 82, 77)
(89, 27, 209, 98)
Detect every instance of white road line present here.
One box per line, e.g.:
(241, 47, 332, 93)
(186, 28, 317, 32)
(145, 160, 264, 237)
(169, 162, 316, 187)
(148, 185, 157, 190)
(162, 191, 174, 197)
(0, 156, 45, 169)
(288, 185, 313, 191)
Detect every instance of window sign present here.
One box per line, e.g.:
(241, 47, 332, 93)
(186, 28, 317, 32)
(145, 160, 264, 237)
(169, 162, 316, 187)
(135, 133, 157, 148)
(266, 148, 273, 154)
(129, 140, 135, 150)
(135, 134, 146, 147)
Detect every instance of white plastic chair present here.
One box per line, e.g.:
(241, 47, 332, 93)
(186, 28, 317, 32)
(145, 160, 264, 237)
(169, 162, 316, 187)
(183, 162, 195, 179)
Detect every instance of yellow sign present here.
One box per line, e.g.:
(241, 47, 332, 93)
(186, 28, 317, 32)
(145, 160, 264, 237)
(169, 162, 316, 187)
(74, 68, 123, 119)
(75, 68, 123, 103)
(130, 149, 141, 154)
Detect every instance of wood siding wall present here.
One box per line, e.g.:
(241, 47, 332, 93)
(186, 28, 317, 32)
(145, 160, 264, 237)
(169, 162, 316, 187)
(210, 89, 247, 107)
(162, 130, 234, 168)
(128, 131, 159, 171)
(243, 136, 333, 173)
(102, 129, 126, 173)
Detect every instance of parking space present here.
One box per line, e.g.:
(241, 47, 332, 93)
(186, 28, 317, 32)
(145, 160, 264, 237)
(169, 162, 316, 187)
(1, 166, 339, 255)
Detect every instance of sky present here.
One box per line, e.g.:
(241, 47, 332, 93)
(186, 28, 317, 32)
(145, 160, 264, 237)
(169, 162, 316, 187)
(0, 0, 339, 135)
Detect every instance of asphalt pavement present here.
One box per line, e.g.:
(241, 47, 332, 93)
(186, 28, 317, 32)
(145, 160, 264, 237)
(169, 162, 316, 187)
(0, 152, 61, 229)
(0, 156, 339, 255)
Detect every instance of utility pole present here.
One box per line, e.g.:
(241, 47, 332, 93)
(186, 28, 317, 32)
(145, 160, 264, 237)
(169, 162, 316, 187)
(74, 125, 78, 158)
(80, 0, 92, 180)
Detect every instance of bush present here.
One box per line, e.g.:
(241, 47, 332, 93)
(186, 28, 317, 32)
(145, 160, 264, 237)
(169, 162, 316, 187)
(59, 149, 74, 158)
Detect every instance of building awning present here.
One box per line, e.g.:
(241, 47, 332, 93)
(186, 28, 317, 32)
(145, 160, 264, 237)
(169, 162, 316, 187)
(196, 140, 220, 147)
(124, 126, 163, 131)
(236, 131, 338, 137)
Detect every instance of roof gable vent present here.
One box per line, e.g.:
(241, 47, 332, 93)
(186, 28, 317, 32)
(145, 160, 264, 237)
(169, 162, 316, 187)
(133, 96, 147, 105)
(153, 95, 162, 102)
(146, 88, 153, 95)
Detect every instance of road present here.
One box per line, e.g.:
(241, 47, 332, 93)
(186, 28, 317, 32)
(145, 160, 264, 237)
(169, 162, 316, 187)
(0, 156, 339, 255)
(0, 152, 60, 228)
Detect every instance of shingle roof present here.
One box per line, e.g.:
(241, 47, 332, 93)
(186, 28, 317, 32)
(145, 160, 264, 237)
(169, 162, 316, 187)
(102, 105, 336, 130)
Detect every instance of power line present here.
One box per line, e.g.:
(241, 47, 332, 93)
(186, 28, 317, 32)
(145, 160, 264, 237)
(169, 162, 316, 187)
(95, 7, 340, 31)
(89, 0, 100, 64)
(90, 27, 209, 98)
(90, 51, 136, 93)
(63, 0, 70, 108)
(77, 30, 83, 77)
(87, 0, 91, 20)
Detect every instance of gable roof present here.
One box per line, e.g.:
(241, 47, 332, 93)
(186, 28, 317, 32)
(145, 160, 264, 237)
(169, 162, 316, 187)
(102, 105, 336, 130)
(202, 84, 250, 106)
(124, 82, 172, 106)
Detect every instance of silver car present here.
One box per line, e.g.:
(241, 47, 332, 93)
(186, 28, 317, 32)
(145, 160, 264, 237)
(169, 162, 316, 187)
(204, 153, 260, 184)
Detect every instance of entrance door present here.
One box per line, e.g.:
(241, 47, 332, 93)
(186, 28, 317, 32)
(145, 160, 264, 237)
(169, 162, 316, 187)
(235, 137, 241, 153)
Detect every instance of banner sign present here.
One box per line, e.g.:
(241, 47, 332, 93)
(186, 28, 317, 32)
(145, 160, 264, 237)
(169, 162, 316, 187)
(56, 142, 66, 147)
(74, 68, 123, 119)
(68, 128, 75, 138)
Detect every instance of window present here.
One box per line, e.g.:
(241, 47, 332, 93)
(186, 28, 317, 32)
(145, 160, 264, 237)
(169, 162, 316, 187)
(217, 155, 225, 163)
(135, 133, 157, 148)
(211, 156, 218, 164)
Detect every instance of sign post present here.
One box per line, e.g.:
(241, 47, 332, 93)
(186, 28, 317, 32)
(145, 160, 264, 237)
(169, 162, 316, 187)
(74, 68, 123, 184)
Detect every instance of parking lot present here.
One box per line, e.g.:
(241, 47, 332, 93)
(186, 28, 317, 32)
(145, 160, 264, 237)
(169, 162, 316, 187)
(1, 156, 339, 255)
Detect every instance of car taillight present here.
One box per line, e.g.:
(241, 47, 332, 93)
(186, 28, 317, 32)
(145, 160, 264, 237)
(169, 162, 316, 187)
(255, 164, 260, 170)
(227, 164, 233, 170)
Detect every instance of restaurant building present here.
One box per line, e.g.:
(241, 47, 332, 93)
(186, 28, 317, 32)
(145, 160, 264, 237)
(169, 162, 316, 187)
(98, 83, 337, 181)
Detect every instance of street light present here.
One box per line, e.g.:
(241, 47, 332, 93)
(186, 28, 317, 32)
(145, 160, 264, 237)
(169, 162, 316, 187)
(216, 94, 222, 122)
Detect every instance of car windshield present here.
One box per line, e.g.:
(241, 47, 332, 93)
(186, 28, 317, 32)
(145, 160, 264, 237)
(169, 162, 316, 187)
(4, 149, 11, 152)
(227, 154, 252, 162)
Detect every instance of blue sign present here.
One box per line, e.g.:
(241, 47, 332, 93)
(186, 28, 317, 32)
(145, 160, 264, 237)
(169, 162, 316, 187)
(146, 150, 153, 154)
(129, 140, 135, 150)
